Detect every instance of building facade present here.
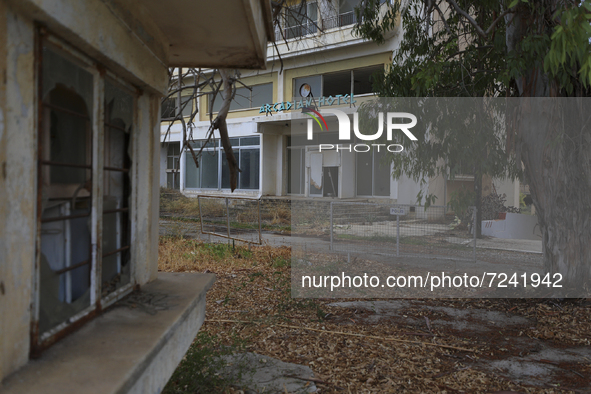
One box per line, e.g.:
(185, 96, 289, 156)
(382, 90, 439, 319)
(160, 0, 520, 210)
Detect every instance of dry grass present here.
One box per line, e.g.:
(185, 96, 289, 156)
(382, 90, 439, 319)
(159, 236, 290, 274)
(160, 188, 201, 217)
(159, 237, 591, 393)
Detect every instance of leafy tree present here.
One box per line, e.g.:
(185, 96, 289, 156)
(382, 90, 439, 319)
(355, 0, 591, 290)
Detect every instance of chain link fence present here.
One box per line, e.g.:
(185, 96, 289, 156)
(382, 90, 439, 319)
(198, 195, 262, 245)
(329, 202, 477, 261)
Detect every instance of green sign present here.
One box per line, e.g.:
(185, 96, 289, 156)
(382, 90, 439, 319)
(259, 94, 356, 114)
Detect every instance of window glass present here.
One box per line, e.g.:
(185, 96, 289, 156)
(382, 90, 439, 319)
(189, 140, 202, 149)
(231, 87, 251, 111)
(185, 154, 201, 189)
(294, 75, 322, 98)
(201, 151, 219, 188)
(180, 96, 193, 117)
(210, 83, 272, 112)
(339, 0, 360, 13)
(39, 47, 93, 334)
(252, 84, 272, 108)
(373, 149, 390, 196)
(356, 151, 372, 196)
(221, 150, 240, 189)
(43, 46, 94, 116)
(353, 65, 383, 95)
(240, 136, 260, 146)
(210, 92, 224, 113)
(161, 98, 175, 119)
(102, 80, 132, 298)
(240, 149, 260, 190)
(323, 70, 351, 97)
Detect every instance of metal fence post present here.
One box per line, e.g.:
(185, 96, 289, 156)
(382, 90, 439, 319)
(330, 202, 333, 251)
(396, 214, 400, 257)
(226, 197, 230, 246)
(258, 198, 262, 246)
(473, 206, 477, 262)
(198, 195, 204, 235)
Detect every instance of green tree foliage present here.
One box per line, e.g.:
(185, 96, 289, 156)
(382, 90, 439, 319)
(354, 0, 591, 288)
(354, 0, 591, 235)
(355, 0, 591, 97)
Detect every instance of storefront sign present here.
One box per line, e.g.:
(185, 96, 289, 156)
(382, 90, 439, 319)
(259, 94, 356, 114)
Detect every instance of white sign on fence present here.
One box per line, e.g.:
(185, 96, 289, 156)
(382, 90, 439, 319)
(390, 207, 406, 216)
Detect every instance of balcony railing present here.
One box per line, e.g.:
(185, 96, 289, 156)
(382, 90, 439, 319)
(274, 11, 357, 41)
(322, 11, 358, 30)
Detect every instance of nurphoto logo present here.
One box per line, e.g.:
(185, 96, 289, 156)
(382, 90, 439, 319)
(304, 108, 418, 153)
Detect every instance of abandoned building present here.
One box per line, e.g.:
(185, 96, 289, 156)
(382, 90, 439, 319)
(160, 0, 521, 211)
(0, 0, 273, 393)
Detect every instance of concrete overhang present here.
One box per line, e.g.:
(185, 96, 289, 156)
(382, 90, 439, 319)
(144, 0, 275, 69)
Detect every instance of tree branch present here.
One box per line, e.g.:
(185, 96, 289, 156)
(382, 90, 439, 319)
(214, 69, 241, 192)
(444, 0, 486, 38)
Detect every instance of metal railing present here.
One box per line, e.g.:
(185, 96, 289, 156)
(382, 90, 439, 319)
(322, 11, 357, 30)
(198, 195, 262, 245)
(329, 202, 477, 261)
(274, 11, 357, 41)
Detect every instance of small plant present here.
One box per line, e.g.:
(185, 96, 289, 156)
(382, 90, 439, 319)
(272, 256, 290, 268)
(162, 332, 250, 394)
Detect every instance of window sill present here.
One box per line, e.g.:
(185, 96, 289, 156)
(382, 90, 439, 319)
(1, 272, 216, 394)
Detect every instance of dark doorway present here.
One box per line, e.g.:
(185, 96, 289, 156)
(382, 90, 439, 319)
(323, 167, 339, 197)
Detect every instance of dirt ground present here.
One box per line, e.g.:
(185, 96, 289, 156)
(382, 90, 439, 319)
(158, 233, 591, 394)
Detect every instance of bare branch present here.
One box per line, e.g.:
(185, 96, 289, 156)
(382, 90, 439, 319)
(214, 69, 241, 192)
(444, 0, 486, 38)
(484, 7, 516, 37)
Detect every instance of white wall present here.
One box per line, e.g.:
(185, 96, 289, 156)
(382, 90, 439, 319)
(261, 133, 277, 195)
(494, 178, 520, 208)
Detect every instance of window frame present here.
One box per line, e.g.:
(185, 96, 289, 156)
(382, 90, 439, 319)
(355, 147, 392, 198)
(293, 65, 384, 99)
(208, 83, 273, 114)
(166, 142, 181, 189)
(161, 96, 193, 120)
(283, 1, 318, 39)
(183, 136, 261, 191)
(32, 31, 138, 354)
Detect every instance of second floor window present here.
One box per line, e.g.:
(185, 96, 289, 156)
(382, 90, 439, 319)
(283, 2, 318, 39)
(161, 96, 193, 120)
(294, 65, 383, 99)
(209, 83, 272, 113)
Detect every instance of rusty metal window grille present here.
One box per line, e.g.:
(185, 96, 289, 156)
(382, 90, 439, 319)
(33, 33, 136, 354)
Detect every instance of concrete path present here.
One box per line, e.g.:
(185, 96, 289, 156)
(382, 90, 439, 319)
(219, 352, 317, 393)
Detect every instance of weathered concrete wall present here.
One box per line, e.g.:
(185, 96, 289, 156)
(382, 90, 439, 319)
(133, 93, 161, 285)
(7, 0, 169, 95)
(0, 3, 37, 381)
(0, 0, 168, 381)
